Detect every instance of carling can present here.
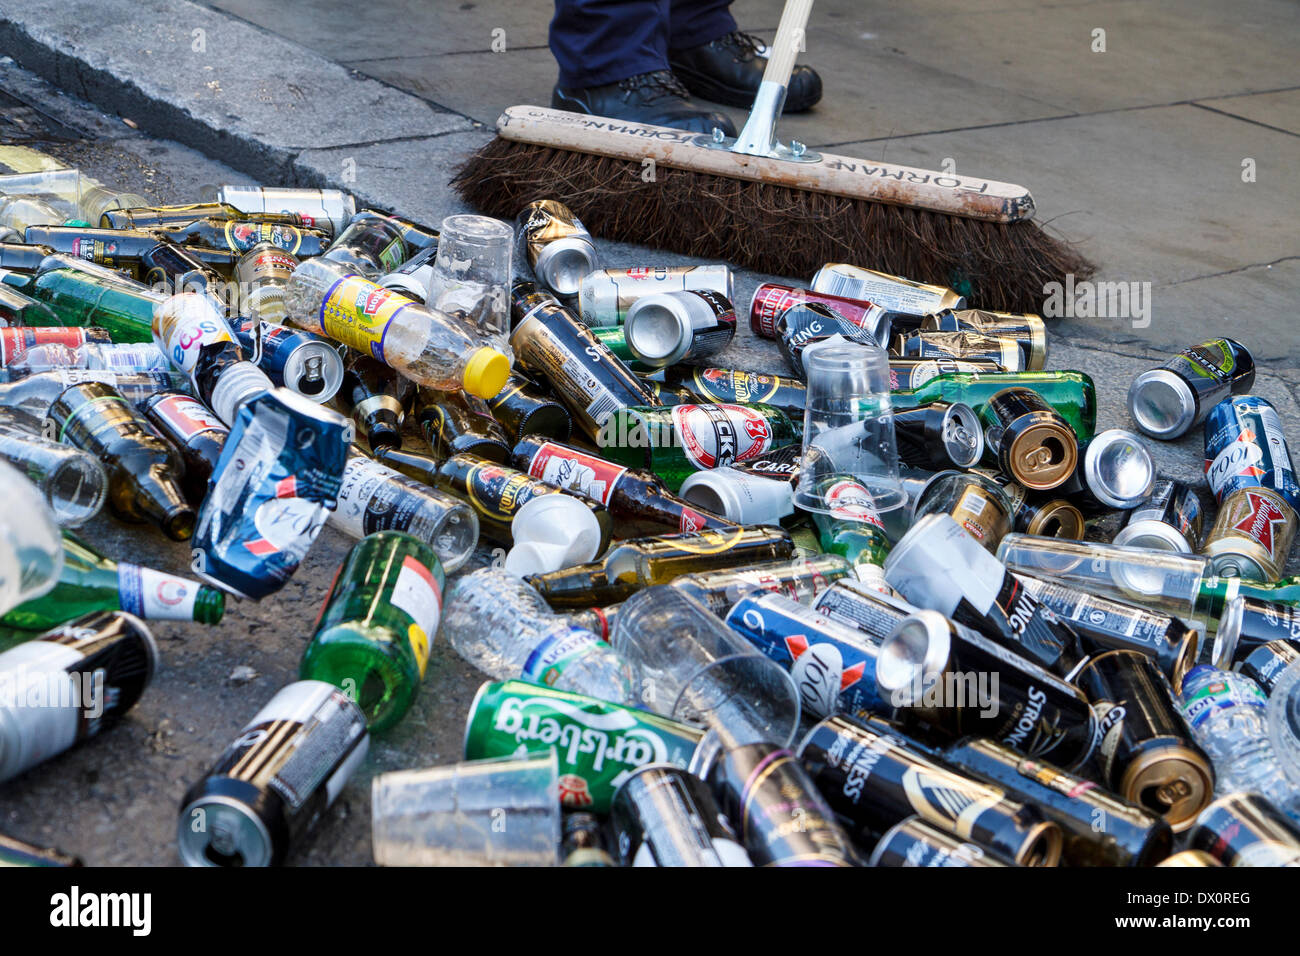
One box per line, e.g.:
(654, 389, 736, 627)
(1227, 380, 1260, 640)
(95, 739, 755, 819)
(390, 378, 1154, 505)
(724, 591, 885, 720)
(1203, 394, 1300, 510)
(0, 611, 157, 783)
(748, 282, 892, 343)
(177, 680, 369, 866)
(578, 265, 732, 327)
(463, 680, 704, 813)
(1202, 486, 1297, 583)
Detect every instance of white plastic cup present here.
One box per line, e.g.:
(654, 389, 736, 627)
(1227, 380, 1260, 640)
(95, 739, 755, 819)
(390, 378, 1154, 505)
(505, 494, 603, 576)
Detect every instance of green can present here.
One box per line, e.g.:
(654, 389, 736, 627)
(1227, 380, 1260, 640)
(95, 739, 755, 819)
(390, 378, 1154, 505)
(464, 679, 704, 812)
(301, 531, 445, 733)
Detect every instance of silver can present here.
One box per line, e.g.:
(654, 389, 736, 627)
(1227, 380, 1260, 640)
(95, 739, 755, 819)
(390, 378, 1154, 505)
(1077, 428, 1156, 510)
(578, 265, 733, 327)
(1114, 478, 1204, 552)
(516, 200, 599, 296)
(177, 680, 369, 867)
(624, 289, 737, 368)
(810, 263, 965, 315)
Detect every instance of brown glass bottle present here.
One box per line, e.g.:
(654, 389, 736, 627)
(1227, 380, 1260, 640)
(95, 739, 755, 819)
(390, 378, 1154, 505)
(431, 451, 613, 549)
(525, 525, 794, 609)
(140, 390, 230, 506)
(155, 218, 330, 258)
(140, 240, 224, 295)
(415, 387, 512, 463)
(100, 203, 305, 230)
(488, 373, 572, 444)
(23, 227, 239, 277)
(0, 242, 56, 271)
(511, 435, 738, 538)
(45, 382, 195, 539)
(338, 353, 414, 451)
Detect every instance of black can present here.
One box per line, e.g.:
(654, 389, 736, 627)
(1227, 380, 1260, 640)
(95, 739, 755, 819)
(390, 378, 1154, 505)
(972, 468, 1085, 539)
(561, 812, 615, 867)
(869, 817, 1012, 867)
(700, 742, 860, 866)
(797, 715, 1062, 866)
(488, 373, 572, 444)
(1188, 793, 1300, 866)
(1114, 478, 1204, 553)
(1014, 572, 1199, 686)
(937, 737, 1173, 867)
(1234, 639, 1300, 695)
(921, 309, 1047, 370)
(1128, 338, 1256, 440)
(776, 302, 878, 377)
(610, 764, 751, 867)
(177, 680, 369, 867)
(981, 387, 1079, 491)
(731, 442, 802, 483)
(416, 387, 512, 463)
(1072, 650, 1214, 832)
(876, 609, 1099, 771)
(892, 330, 1024, 372)
(1212, 595, 1300, 670)
(893, 402, 986, 470)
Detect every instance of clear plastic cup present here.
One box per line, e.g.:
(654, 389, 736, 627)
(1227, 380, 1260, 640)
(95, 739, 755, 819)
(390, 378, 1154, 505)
(792, 342, 905, 517)
(371, 752, 560, 866)
(427, 215, 514, 360)
(612, 585, 801, 748)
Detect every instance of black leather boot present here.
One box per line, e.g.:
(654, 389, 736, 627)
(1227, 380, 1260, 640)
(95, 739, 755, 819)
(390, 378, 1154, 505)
(551, 69, 736, 136)
(670, 31, 822, 113)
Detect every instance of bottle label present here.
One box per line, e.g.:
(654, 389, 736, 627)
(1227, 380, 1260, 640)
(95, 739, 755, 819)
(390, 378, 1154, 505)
(148, 393, 228, 441)
(526, 442, 626, 506)
(387, 555, 440, 678)
(690, 368, 784, 405)
(153, 294, 235, 373)
(224, 220, 304, 255)
(333, 456, 428, 538)
(671, 404, 774, 469)
(465, 461, 543, 522)
(117, 563, 201, 620)
(824, 479, 885, 526)
(1167, 339, 1235, 382)
(1180, 667, 1267, 729)
(318, 275, 412, 363)
(521, 625, 609, 687)
(95, 343, 170, 371)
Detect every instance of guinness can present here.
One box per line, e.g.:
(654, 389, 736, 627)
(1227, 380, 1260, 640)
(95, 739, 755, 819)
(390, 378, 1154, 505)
(935, 737, 1173, 867)
(610, 764, 751, 866)
(797, 715, 1062, 866)
(1188, 792, 1300, 866)
(981, 387, 1079, 491)
(698, 741, 861, 866)
(1072, 650, 1214, 832)
(868, 817, 1011, 867)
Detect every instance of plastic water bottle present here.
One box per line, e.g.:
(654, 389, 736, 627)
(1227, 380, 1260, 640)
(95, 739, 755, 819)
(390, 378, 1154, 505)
(440, 567, 635, 705)
(1179, 665, 1300, 820)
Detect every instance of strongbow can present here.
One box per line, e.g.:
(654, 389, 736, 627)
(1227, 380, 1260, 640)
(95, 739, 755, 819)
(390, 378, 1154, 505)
(463, 680, 704, 813)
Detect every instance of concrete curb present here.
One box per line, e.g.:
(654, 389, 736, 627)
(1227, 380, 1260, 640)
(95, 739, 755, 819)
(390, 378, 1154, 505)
(0, 0, 487, 213)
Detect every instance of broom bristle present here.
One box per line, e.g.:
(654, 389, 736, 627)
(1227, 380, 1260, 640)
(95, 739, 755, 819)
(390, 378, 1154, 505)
(452, 138, 1095, 315)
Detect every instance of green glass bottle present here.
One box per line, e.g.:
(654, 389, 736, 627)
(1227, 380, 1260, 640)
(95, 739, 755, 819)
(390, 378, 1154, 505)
(587, 326, 658, 373)
(807, 476, 893, 590)
(892, 370, 1096, 441)
(0, 533, 224, 630)
(0, 282, 60, 326)
(1195, 576, 1300, 622)
(29, 268, 163, 343)
(600, 403, 800, 492)
(300, 531, 445, 732)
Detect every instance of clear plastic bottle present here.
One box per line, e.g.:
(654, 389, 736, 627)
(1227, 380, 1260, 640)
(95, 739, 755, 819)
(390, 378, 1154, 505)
(6, 341, 169, 374)
(1179, 665, 1300, 820)
(283, 257, 509, 399)
(0, 458, 64, 616)
(440, 566, 635, 705)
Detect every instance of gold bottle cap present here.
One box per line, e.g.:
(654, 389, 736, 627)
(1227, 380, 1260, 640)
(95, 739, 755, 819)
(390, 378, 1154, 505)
(1005, 415, 1078, 490)
(1120, 744, 1214, 832)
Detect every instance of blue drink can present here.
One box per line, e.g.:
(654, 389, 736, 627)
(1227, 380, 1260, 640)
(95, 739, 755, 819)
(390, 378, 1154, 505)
(1204, 395, 1300, 511)
(236, 321, 345, 403)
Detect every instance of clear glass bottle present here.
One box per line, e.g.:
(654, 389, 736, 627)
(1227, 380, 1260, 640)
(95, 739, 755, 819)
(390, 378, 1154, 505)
(0, 458, 63, 616)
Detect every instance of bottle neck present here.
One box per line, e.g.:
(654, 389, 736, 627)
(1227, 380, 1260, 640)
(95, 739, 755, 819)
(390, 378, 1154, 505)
(129, 466, 195, 540)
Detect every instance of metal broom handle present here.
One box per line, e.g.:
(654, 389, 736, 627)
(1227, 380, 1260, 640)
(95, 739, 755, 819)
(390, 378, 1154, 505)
(730, 0, 814, 158)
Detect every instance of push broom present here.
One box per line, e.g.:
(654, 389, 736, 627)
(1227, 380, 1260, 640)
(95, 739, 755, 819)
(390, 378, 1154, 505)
(453, 0, 1094, 314)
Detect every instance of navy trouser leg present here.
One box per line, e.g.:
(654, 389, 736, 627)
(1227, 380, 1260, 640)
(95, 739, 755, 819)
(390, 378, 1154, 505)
(667, 0, 736, 51)
(550, 0, 672, 89)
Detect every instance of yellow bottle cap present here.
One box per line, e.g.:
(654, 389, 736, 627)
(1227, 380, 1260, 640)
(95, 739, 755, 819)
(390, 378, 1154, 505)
(463, 347, 510, 399)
